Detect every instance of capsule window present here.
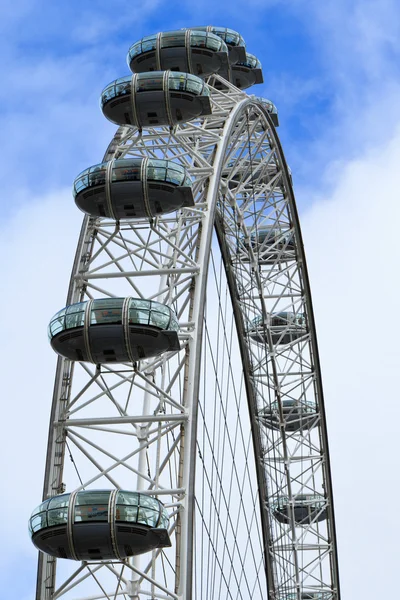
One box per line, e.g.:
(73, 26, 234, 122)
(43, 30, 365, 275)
(88, 167, 106, 188)
(112, 164, 141, 182)
(150, 310, 170, 329)
(147, 165, 166, 181)
(115, 79, 131, 96)
(91, 299, 123, 325)
(74, 175, 89, 196)
(190, 32, 208, 48)
(225, 31, 240, 45)
(205, 33, 221, 51)
(169, 313, 179, 331)
(169, 73, 188, 91)
(129, 307, 150, 325)
(137, 506, 159, 527)
(141, 35, 157, 52)
(136, 73, 163, 92)
(47, 507, 68, 527)
(116, 504, 139, 522)
(160, 509, 169, 529)
(74, 505, 108, 522)
(186, 75, 203, 94)
(166, 167, 184, 185)
(102, 85, 116, 103)
(48, 311, 65, 337)
(30, 512, 48, 533)
(74, 490, 109, 523)
(161, 31, 185, 48)
(65, 303, 86, 331)
(130, 42, 143, 58)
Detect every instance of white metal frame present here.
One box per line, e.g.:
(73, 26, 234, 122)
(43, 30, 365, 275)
(36, 74, 340, 600)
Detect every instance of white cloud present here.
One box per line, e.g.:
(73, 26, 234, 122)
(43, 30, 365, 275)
(0, 190, 81, 570)
(301, 123, 400, 598)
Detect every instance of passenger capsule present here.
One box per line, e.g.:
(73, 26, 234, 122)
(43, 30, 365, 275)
(48, 298, 180, 363)
(273, 494, 327, 525)
(299, 594, 333, 600)
(29, 490, 171, 560)
(259, 399, 317, 432)
(186, 26, 246, 64)
(73, 158, 194, 219)
(248, 312, 306, 346)
(243, 227, 295, 263)
(127, 30, 229, 77)
(284, 593, 333, 600)
(252, 96, 279, 126)
(223, 156, 283, 189)
(101, 72, 211, 129)
(230, 52, 263, 89)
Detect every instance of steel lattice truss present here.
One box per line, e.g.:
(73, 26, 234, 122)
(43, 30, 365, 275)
(36, 74, 340, 600)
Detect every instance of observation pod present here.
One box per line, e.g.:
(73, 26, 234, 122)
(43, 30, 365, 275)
(252, 96, 279, 127)
(259, 399, 317, 432)
(187, 26, 246, 64)
(101, 72, 211, 129)
(74, 158, 194, 219)
(230, 52, 263, 89)
(283, 593, 333, 600)
(223, 158, 281, 189)
(127, 30, 229, 77)
(300, 594, 333, 600)
(48, 298, 180, 363)
(243, 227, 295, 263)
(248, 312, 307, 346)
(29, 490, 171, 560)
(273, 494, 327, 525)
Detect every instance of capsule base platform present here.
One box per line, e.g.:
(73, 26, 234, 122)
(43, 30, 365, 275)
(32, 524, 171, 560)
(51, 324, 180, 363)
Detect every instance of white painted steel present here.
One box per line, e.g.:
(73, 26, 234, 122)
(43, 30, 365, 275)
(36, 72, 340, 600)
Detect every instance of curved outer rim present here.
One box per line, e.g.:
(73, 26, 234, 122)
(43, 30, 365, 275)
(268, 106, 341, 598)
(213, 102, 341, 600)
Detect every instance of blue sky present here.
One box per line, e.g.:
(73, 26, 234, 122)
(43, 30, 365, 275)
(3, 0, 399, 214)
(1, 1, 400, 599)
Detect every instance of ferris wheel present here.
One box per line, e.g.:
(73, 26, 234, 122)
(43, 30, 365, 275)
(30, 25, 341, 600)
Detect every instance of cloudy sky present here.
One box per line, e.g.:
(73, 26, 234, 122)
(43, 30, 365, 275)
(1, 0, 400, 598)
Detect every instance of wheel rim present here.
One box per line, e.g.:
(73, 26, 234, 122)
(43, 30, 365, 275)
(35, 74, 340, 600)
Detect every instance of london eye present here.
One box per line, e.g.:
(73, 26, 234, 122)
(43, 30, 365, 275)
(31, 25, 341, 600)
